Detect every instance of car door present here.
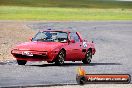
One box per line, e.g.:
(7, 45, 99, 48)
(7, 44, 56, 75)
(65, 32, 85, 61)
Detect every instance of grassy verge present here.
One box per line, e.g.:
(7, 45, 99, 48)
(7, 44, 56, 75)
(0, 0, 132, 8)
(0, 6, 132, 20)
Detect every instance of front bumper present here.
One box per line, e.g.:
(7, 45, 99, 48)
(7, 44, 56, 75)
(11, 50, 49, 61)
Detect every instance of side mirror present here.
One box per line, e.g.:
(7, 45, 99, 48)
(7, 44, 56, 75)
(29, 37, 33, 41)
(70, 40, 75, 43)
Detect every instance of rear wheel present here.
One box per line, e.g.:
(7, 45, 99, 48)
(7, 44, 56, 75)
(82, 50, 92, 64)
(55, 50, 65, 65)
(17, 60, 27, 65)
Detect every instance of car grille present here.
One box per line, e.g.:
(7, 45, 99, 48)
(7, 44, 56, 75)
(14, 54, 48, 59)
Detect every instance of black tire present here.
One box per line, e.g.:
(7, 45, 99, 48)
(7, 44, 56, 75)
(55, 50, 65, 65)
(17, 60, 27, 65)
(82, 50, 92, 64)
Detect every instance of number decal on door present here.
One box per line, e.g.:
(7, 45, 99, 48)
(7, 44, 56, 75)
(83, 42, 87, 48)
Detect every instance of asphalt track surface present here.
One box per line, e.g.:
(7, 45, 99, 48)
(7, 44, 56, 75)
(0, 21, 132, 87)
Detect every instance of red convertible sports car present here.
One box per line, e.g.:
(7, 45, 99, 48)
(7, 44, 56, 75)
(11, 30, 96, 65)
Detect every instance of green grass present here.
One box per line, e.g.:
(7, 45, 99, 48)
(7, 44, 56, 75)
(0, 0, 132, 20)
(0, 0, 132, 8)
(0, 6, 132, 20)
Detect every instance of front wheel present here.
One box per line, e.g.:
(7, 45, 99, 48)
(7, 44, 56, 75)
(17, 60, 27, 65)
(55, 50, 65, 65)
(82, 50, 92, 64)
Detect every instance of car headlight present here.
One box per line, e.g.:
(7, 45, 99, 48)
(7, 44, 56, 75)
(11, 49, 19, 54)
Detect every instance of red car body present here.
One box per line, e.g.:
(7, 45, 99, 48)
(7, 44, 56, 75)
(11, 30, 96, 65)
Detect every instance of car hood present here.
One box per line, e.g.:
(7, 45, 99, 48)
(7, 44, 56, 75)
(14, 41, 65, 51)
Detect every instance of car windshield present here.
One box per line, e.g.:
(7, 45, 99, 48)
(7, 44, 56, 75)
(32, 31, 68, 42)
